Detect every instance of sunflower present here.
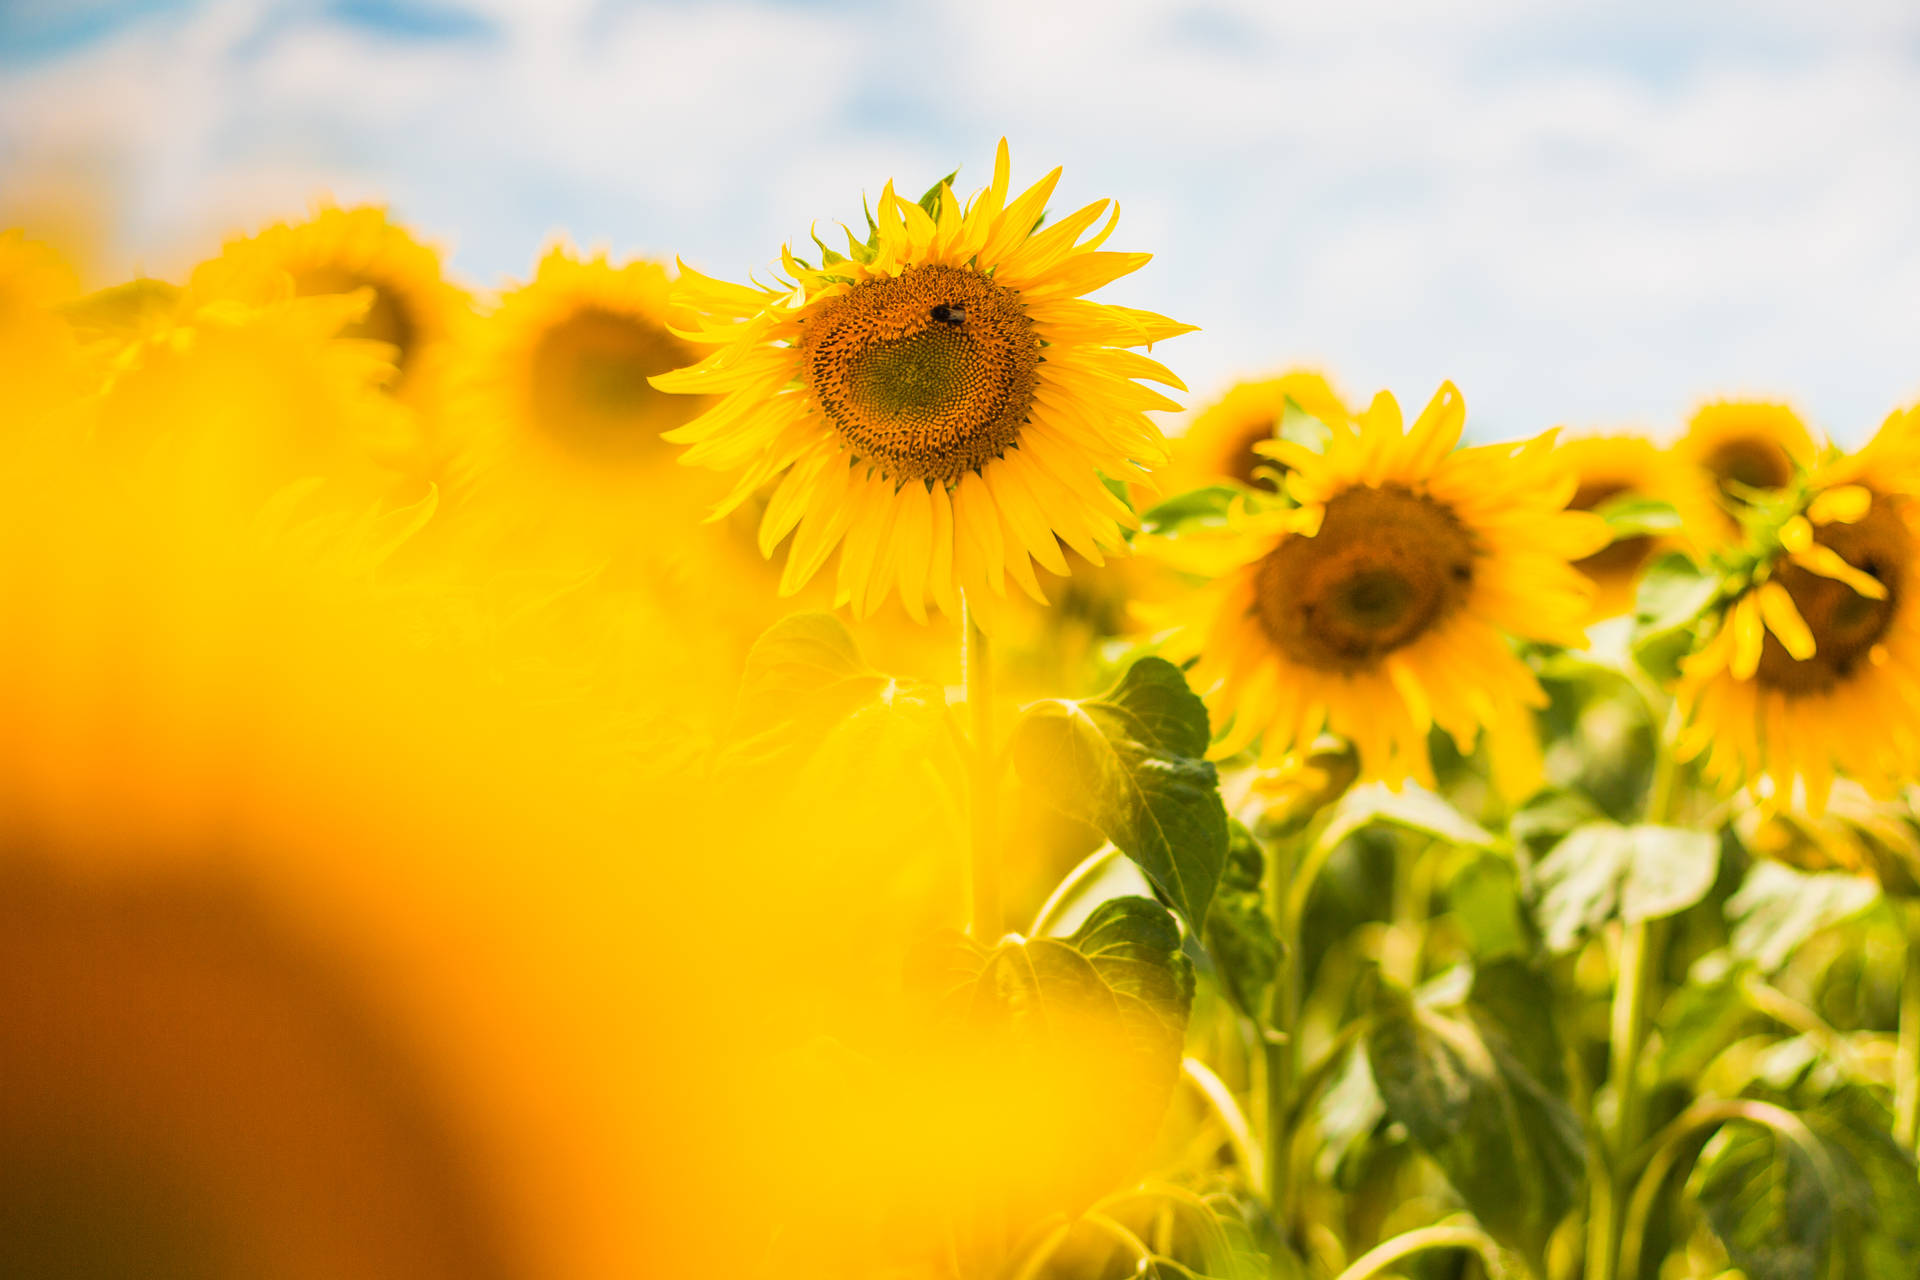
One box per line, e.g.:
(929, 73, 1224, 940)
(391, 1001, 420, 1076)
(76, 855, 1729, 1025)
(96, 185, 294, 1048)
(444, 244, 710, 499)
(651, 141, 1194, 624)
(0, 229, 79, 426)
(1675, 407, 1920, 811)
(193, 205, 469, 407)
(1670, 400, 1817, 553)
(1155, 383, 1607, 794)
(1164, 370, 1349, 493)
(1555, 433, 1670, 618)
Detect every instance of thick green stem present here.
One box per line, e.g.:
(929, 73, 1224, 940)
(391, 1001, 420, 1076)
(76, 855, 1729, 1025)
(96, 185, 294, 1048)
(963, 597, 1001, 942)
(1898, 899, 1920, 1152)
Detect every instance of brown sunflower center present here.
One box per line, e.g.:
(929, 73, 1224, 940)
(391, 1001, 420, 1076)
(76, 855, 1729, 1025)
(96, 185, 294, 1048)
(1704, 436, 1794, 498)
(1254, 485, 1476, 673)
(294, 268, 418, 380)
(1572, 480, 1655, 580)
(1227, 419, 1280, 488)
(527, 306, 699, 461)
(1755, 498, 1909, 695)
(801, 263, 1038, 485)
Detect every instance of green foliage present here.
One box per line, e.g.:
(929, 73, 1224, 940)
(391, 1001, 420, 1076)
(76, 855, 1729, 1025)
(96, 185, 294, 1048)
(1012, 657, 1229, 930)
(1316, 782, 1497, 854)
(1448, 852, 1528, 959)
(1726, 862, 1882, 973)
(916, 169, 960, 219)
(1531, 821, 1720, 953)
(1201, 822, 1279, 1023)
(1630, 551, 1724, 682)
(726, 612, 945, 766)
(1592, 493, 1682, 539)
(1364, 960, 1585, 1268)
(1138, 485, 1240, 537)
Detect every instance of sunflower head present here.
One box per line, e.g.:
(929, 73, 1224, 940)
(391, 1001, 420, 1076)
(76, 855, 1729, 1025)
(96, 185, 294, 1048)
(1155, 383, 1607, 795)
(652, 141, 1194, 624)
(192, 205, 470, 406)
(1166, 371, 1350, 493)
(1553, 434, 1674, 618)
(1670, 400, 1818, 553)
(1676, 410, 1920, 811)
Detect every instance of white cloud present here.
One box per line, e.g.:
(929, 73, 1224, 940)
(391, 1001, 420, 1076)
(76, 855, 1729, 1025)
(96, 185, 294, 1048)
(3, 0, 1918, 438)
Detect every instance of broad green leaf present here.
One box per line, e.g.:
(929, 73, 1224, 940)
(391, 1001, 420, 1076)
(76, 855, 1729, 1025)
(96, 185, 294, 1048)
(1011, 657, 1228, 929)
(1630, 551, 1723, 683)
(1138, 485, 1239, 537)
(916, 896, 1195, 1213)
(1317, 781, 1497, 854)
(1449, 851, 1527, 959)
(725, 612, 942, 764)
(1365, 961, 1585, 1268)
(1690, 1118, 1834, 1280)
(1313, 1042, 1389, 1190)
(1726, 862, 1880, 973)
(1531, 822, 1719, 954)
(1652, 958, 1754, 1083)
(1812, 1086, 1920, 1278)
(1201, 821, 1279, 1022)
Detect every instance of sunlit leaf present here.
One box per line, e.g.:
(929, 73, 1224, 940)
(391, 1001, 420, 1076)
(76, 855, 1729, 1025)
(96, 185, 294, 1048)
(1317, 781, 1497, 853)
(1726, 862, 1881, 973)
(1011, 657, 1228, 929)
(1449, 851, 1528, 959)
(1365, 960, 1584, 1268)
(725, 611, 944, 766)
(1139, 485, 1239, 537)
(1531, 822, 1719, 954)
(1691, 1118, 1834, 1280)
(1631, 551, 1722, 683)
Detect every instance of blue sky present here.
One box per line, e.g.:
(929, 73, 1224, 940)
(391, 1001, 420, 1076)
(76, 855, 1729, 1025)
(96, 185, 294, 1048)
(4, 0, 1919, 440)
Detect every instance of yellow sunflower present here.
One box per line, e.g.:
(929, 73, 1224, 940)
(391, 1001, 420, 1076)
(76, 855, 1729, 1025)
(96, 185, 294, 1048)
(444, 244, 710, 498)
(1164, 369, 1350, 493)
(1675, 407, 1920, 811)
(1670, 400, 1818, 552)
(1556, 433, 1670, 618)
(1156, 383, 1607, 794)
(0, 229, 80, 427)
(651, 140, 1195, 624)
(193, 205, 469, 407)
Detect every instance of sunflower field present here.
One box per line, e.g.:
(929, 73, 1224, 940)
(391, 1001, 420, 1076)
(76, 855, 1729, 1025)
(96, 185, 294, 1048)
(4, 143, 1920, 1280)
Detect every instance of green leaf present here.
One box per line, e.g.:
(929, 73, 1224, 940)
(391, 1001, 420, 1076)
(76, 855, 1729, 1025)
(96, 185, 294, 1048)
(1651, 958, 1755, 1083)
(1365, 960, 1585, 1268)
(1531, 822, 1720, 954)
(917, 897, 1195, 1211)
(58, 276, 181, 340)
(1690, 1118, 1834, 1280)
(1592, 493, 1682, 538)
(1277, 395, 1333, 454)
(1313, 1042, 1389, 1189)
(1139, 485, 1239, 537)
(1449, 851, 1527, 959)
(1011, 657, 1228, 930)
(916, 169, 960, 219)
(1317, 781, 1497, 854)
(1726, 862, 1881, 973)
(1202, 822, 1280, 1022)
(1630, 551, 1722, 683)
(725, 612, 947, 767)
(1813, 1086, 1920, 1279)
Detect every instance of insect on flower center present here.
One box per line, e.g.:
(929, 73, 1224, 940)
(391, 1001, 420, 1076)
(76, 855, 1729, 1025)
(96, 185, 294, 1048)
(1255, 485, 1476, 673)
(293, 268, 418, 380)
(1756, 497, 1908, 695)
(802, 263, 1039, 486)
(528, 307, 699, 461)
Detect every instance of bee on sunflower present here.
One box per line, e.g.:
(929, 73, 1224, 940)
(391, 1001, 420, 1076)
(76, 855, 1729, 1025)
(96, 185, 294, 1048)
(1154, 383, 1608, 795)
(1673, 406, 1920, 811)
(651, 141, 1194, 624)
(1669, 399, 1818, 554)
(1163, 370, 1350, 494)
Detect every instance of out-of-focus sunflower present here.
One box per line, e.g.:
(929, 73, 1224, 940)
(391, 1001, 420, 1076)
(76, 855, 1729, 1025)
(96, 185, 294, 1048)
(1163, 369, 1349, 493)
(1670, 400, 1817, 552)
(0, 229, 80, 426)
(1739, 779, 1920, 895)
(1155, 383, 1607, 794)
(193, 206, 469, 411)
(653, 140, 1194, 624)
(443, 244, 710, 501)
(1676, 408, 1920, 811)
(1556, 433, 1671, 618)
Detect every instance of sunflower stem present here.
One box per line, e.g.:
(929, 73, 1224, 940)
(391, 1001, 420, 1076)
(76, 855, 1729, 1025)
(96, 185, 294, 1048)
(1897, 899, 1920, 1153)
(1263, 828, 1303, 1248)
(963, 595, 1002, 942)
